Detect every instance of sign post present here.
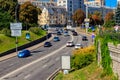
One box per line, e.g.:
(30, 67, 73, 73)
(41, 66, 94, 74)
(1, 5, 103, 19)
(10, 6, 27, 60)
(61, 56, 70, 74)
(10, 23, 22, 53)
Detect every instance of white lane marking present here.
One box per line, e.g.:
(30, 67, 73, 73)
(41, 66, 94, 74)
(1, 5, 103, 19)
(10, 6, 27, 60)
(24, 74, 31, 79)
(55, 57, 59, 61)
(42, 64, 47, 69)
(9, 63, 14, 66)
(0, 35, 74, 80)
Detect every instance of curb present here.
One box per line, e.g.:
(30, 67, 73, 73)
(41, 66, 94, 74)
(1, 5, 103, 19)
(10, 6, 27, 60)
(0, 35, 53, 62)
(47, 68, 61, 80)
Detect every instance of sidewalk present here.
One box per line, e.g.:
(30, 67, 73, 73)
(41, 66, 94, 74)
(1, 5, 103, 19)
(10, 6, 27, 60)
(0, 35, 53, 62)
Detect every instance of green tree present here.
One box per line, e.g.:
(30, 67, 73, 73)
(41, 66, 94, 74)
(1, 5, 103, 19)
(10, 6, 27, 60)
(72, 9, 85, 25)
(19, 1, 41, 29)
(0, 8, 14, 30)
(0, 0, 17, 18)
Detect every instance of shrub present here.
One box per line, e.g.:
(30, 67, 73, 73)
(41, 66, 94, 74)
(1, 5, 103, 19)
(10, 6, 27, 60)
(29, 27, 45, 35)
(1, 28, 11, 37)
(71, 46, 95, 70)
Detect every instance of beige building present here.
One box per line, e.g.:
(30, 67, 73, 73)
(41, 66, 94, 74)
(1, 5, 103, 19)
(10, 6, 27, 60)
(38, 6, 67, 27)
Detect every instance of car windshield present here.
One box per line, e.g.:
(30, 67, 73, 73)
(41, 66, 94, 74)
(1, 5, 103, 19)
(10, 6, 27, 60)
(54, 37, 58, 39)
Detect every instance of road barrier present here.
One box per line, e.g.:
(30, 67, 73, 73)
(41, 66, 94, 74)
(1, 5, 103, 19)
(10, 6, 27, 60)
(0, 33, 51, 57)
(47, 68, 61, 80)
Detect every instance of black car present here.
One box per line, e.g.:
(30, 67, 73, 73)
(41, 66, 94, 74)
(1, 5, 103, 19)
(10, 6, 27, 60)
(44, 42, 52, 47)
(57, 31, 62, 35)
(82, 36, 88, 41)
(72, 31, 78, 36)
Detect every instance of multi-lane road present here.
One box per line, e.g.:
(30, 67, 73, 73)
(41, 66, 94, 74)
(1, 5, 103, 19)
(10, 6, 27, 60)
(0, 28, 92, 80)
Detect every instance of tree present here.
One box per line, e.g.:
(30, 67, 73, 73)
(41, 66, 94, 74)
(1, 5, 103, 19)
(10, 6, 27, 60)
(0, 0, 17, 30)
(0, 8, 13, 30)
(91, 11, 102, 25)
(103, 12, 115, 28)
(72, 9, 85, 25)
(105, 12, 114, 22)
(0, 0, 17, 18)
(19, 1, 41, 29)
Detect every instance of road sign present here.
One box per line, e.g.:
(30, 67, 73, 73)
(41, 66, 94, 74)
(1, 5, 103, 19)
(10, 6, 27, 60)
(85, 22, 89, 28)
(10, 23, 22, 36)
(61, 56, 70, 70)
(11, 30, 21, 36)
(10, 23, 22, 30)
(84, 18, 90, 22)
(26, 33, 30, 39)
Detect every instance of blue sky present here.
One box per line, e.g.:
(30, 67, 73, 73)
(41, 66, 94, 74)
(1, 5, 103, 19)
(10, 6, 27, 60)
(105, 0, 117, 8)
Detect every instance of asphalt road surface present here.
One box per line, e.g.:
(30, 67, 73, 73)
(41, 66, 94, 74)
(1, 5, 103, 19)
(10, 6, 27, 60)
(0, 30, 92, 80)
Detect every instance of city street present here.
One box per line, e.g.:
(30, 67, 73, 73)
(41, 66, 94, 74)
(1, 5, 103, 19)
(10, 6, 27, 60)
(0, 29, 92, 80)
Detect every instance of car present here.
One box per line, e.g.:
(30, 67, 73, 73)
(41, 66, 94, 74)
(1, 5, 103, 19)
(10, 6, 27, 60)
(82, 36, 88, 41)
(17, 49, 31, 58)
(57, 31, 62, 35)
(66, 41, 74, 47)
(44, 42, 52, 47)
(63, 31, 69, 36)
(72, 31, 78, 36)
(75, 44, 83, 49)
(53, 36, 60, 42)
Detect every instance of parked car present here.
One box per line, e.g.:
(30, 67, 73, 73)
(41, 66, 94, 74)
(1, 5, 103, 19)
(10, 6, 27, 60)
(44, 42, 52, 47)
(17, 49, 31, 58)
(75, 44, 83, 49)
(82, 36, 88, 41)
(53, 36, 60, 42)
(66, 41, 74, 47)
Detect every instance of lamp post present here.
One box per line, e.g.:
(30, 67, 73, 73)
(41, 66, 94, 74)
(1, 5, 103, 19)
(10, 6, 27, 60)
(85, 4, 89, 34)
(15, 3, 19, 53)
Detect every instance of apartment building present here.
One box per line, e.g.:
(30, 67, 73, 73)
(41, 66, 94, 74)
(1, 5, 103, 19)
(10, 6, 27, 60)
(57, 0, 85, 19)
(38, 6, 67, 27)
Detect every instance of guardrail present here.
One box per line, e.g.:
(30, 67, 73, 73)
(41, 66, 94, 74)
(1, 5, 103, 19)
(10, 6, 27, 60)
(0, 33, 51, 57)
(47, 68, 61, 80)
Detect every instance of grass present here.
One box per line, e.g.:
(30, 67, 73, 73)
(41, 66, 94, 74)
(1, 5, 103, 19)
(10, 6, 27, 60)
(0, 30, 46, 53)
(55, 62, 118, 80)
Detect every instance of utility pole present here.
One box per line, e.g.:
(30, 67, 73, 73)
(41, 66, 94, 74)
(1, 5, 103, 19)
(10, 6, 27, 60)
(85, 4, 89, 33)
(15, 2, 19, 53)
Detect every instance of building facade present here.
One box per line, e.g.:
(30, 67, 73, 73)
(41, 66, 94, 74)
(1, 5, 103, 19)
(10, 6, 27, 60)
(57, 0, 85, 19)
(38, 6, 67, 27)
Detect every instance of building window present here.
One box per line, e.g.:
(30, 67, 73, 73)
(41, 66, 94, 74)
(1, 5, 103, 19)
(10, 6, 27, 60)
(70, 5, 72, 7)
(70, 1, 72, 4)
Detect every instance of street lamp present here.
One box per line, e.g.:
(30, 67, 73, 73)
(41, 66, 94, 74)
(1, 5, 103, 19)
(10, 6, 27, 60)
(85, 4, 90, 33)
(15, 3, 19, 53)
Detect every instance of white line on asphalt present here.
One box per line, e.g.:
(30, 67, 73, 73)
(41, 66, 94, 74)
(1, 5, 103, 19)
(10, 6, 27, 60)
(24, 74, 31, 79)
(0, 35, 74, 80)
(42, 64, 47, 69)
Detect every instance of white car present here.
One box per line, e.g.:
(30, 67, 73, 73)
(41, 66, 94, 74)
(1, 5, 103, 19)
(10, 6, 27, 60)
(66, 41, 74, 47)
(75, 44, 83, 49)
